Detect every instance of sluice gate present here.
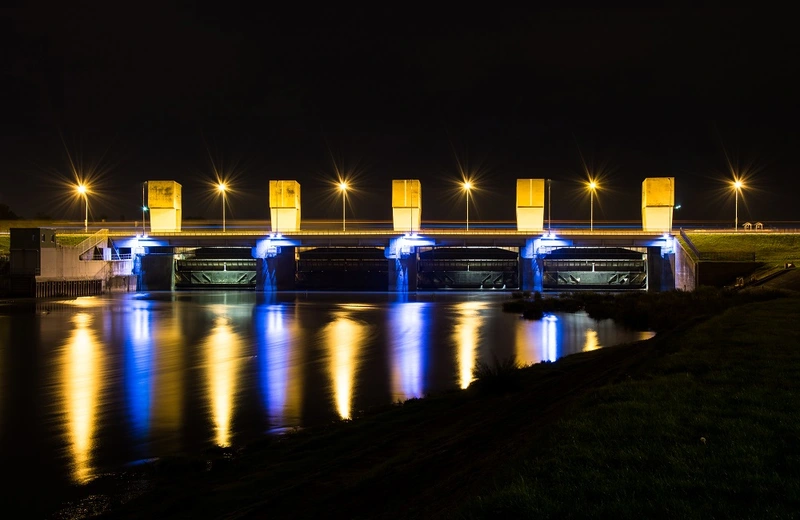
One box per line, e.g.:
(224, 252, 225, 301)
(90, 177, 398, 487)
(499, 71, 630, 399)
(295, 247, 388, 290)
(542, 247, 647, 290)
(417, 247, 519, 290)
(174, 247, 256, 289)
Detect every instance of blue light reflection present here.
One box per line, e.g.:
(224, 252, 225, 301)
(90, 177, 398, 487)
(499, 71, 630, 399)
(388, 302, 429, 400)
(255, 304, 302, 431)
(124, 302, 153, 442)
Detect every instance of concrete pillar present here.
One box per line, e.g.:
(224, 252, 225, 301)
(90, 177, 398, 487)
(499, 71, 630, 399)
(388, 255, 417, 292)
(516, 179, 545, 232)
(642, 178, 675, 232)
(392, 180, 422, 232)
(140, 254, 175, 291)
(646, 246, 676, 292)
(269, 181, 301, 232)
(148, 181, 182, 232)
(520, 238, 543, 292)
(255, 246, 295, 291)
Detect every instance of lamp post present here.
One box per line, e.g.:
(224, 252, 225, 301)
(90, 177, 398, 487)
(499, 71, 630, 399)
(733, 179, 744, 232)
(463, 181, 472, 231)
(547, 179, 552, 234)
(339, 181, 348, 231)
(141, 181, 148, 236)
(588, 180, 598, 232)
(218, 183, 227, 232)
(76, 184, 88, 232)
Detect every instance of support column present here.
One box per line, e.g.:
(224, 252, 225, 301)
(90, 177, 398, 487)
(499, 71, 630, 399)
(519, 238, 543, 293)
(388, 255, 418, 292)
(646, 246, 676, 292)
(254, 245, 295, 292)
(140, 253, 175, 291)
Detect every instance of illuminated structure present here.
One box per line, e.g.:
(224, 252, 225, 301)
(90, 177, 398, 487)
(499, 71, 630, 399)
(516, 179, 545, 231)
(269, 180, 301, 233)
(641, 177, 675, 232)
(392, 179, 421, 232)
(147, 181, 182, 232)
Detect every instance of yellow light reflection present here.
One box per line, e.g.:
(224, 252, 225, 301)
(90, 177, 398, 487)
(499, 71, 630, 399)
(205, 315, 242, 447)
(62, 312, 102, 483)
(453, 301, 486, 389)
(583, 328, 600, 352)
(152, 315, 184, 448)
(325, 315, 366, 419)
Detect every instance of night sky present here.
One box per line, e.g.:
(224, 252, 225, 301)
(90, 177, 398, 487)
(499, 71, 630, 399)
(2, 7, 798, 225)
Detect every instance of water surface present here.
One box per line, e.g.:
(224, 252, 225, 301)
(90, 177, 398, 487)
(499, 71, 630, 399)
(0, 291, 653, 493)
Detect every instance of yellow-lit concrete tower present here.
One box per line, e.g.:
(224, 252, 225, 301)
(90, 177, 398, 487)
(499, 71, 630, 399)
(392, 180, 422, 232)
(148, 181, 182, 232)
(642, 177, 675, 232)
(269, 180, 301, 232)
(516, 179, 545, 231)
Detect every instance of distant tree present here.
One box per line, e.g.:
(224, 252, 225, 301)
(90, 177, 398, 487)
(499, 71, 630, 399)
(0, 204, 21, 220)
(34, 211, 53, 220)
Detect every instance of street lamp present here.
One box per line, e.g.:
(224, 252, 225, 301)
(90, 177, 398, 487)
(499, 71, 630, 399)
(76, 183, 89, 232)
(141, 181, 148, 236)
(463, 181, 472, 231)
(733, 179, 744, 232)
(547, 179, 552, 234)
(588, 180, 598, 232)
(218, 183, 227, 232)
(339, 181, 348, 231)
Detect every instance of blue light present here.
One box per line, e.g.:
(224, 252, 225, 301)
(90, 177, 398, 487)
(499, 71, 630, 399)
(389, 302, 429, 400)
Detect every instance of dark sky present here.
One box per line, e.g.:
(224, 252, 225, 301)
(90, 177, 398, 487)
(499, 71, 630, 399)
(2, 6, 798, 224)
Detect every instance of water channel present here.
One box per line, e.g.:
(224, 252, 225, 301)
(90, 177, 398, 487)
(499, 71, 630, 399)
(0, 291, 653, 495)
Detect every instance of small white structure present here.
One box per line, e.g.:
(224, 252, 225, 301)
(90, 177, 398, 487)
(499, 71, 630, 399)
(516, 179, 545, 232)
(642, 177, 675, 232)
(148, 181, 182, 232)
(269, 180, 301, 232)
(392, 179, 421, 232)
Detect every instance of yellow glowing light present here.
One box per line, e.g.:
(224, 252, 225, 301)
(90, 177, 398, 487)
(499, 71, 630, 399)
(217, 183, 227, 192)
(463, 181, 472, 191)
(583, 329, 600, 352)
(588, 181, 598, 191)
(733, 180, 744, 190)
(206, 315, 241, 447)
(76, 184, 88, 195)
(339, 181, 348, 192)
(325, 315, 365, 420)
(454, 301, 485, 389)
(63, 312, 101, 484)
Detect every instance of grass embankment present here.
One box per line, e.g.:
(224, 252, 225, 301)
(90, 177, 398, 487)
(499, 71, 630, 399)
(55, 289, 798, 519)
(55, 234, 90, 247)
(466, 295, 800, 518)
(685, 233, 800, 265)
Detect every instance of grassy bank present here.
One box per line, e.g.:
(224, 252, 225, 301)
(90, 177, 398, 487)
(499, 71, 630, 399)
(464, 296, 800, 518)
(49, 291, 798, 519)
(685, 233, 800, 264)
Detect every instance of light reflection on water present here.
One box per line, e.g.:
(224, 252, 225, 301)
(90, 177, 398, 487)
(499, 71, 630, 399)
(324, 311, 369, 420)
(454, 301, 487, 389)
(204, 311, 243, 447)
(62, 312, 103, 483)
(256, 304, 303, 431)
(0, 292, 655, 490)
(388, 302, 427, 400)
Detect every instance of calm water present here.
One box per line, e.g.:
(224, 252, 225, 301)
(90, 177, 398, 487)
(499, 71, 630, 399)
(0, 291, 652, 493)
